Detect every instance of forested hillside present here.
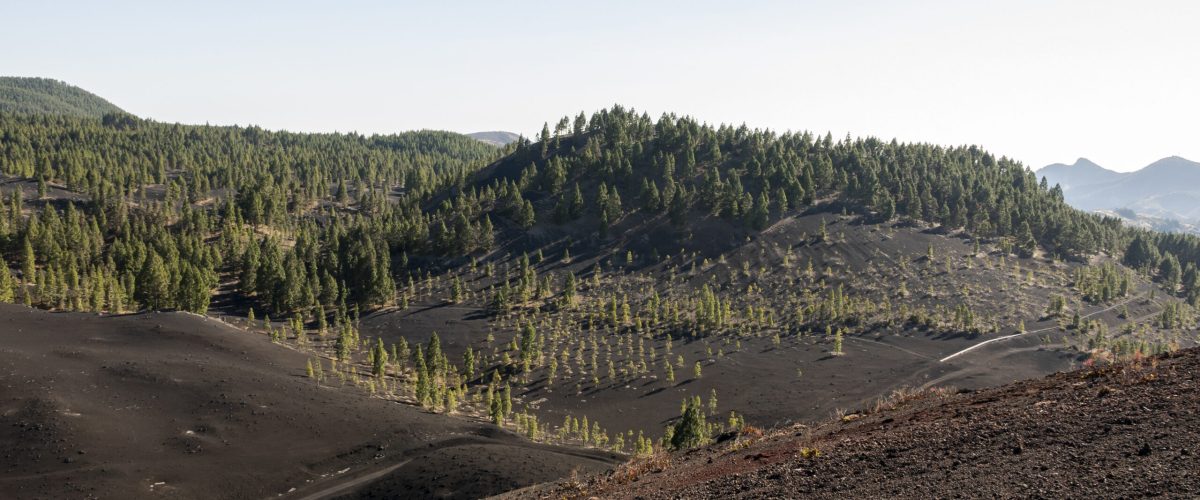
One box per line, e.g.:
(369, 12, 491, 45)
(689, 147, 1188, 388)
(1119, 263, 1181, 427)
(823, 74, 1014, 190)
(0, 103, 1195, 340)
(1, 103, 1198, 476)
(1, 103, 1197, 332)
(455, 106, 1200, 301)
(0, 111, 502, 319)
(0, 77, 126, 118)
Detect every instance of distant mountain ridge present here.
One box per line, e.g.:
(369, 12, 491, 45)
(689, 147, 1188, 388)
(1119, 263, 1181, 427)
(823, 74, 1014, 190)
(0, 76, 126, 118)
(468, 131, 521, 146)
(1037, 157, 1123, 192)
(1037, 156, 1200, 233)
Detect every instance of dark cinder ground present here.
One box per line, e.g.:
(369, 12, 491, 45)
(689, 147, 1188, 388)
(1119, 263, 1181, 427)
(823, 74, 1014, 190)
(0, 304, 618, 500)
(525, 347, 1200, 499)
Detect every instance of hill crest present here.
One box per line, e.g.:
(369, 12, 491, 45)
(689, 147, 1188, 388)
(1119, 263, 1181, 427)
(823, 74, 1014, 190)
(469, 130, 522, 146)
(0, 76, 126, 118)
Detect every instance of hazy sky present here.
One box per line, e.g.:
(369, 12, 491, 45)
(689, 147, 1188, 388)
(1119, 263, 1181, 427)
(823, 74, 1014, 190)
(4, 0, 1197, 171)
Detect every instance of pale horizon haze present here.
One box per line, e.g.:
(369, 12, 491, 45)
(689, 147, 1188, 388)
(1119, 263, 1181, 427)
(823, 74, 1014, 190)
(3, 0, 1197, 172)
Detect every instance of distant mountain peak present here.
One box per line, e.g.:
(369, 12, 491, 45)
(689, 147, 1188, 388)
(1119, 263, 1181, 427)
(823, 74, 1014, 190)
(1143, 156, 1200, 172)
(1041, 157, 1107, 172)
(1038, 155, 1200, 233)
(1036, 158, 1122, 192)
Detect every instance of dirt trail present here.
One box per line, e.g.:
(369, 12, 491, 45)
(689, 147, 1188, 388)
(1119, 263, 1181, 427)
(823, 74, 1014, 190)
(940, 293, 1144, 362)
(292, 460, 411, 500)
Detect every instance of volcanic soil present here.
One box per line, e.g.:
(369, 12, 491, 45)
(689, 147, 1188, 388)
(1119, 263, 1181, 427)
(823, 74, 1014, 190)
(519, 347, 1200, 499)
(0, 304, 619, 499)
(359, 210, 1183, 440)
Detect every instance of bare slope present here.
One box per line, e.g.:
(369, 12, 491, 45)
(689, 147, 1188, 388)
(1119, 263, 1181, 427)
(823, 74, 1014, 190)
(360, 205, 1189, 444)
(523, 347, 1200, 499)
(0, 304, 617, 500)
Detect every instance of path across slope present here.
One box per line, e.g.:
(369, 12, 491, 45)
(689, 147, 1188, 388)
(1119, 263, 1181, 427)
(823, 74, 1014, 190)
(939, 294, 1144, 362)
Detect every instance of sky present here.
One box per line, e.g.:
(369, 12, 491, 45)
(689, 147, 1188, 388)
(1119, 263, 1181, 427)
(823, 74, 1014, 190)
(3, 0, 1197, 172)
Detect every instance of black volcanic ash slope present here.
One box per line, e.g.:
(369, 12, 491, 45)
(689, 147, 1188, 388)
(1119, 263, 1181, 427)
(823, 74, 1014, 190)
(521, 347, 1200, 499)
(0, 304, 617, 500)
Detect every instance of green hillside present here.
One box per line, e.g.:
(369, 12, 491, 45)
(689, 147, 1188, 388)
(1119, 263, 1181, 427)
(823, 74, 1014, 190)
(0, 76, 126, 118)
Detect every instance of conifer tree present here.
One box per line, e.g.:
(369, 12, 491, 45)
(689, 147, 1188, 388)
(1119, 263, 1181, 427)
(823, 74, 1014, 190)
(463, 347, 476, 380)
(20, 236, 35, 287)
(372, 338, 389, 378)
(670, 398, 708, 450)
(0, 265, 15, 303)
(136, 252, 171, 310)
(502, 383, 513, 419)
(489, 391, 504, 425)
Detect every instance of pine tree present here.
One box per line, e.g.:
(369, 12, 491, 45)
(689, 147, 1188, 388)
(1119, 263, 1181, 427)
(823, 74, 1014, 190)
(1122, 235, 1159, 270)
(426, 332, 444, 375)
(489, 391, 504, 425)
(415, 345, 432, 407)
(1018, 222, 1037, 257)
(450, 276, 463, 303)
(746, 191, 769, 229)
(445, 389, 457, 414)
(463, 347, 476, 380)
(518, 199, 536, 229)
(562, 272, 577, 306)
(20, 236, 35, 284)
(670, 398, 708, 450)
(336, 327, 352, 361)
(136, 252, 171, 310)
(502, 383, 513, 419)
(372, 338, 389, 378)
(1159, 253, 1182, 292)
(539, 122, 551, 157)
(0, 265, 15, 303)
(569, 183, 584, 219)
